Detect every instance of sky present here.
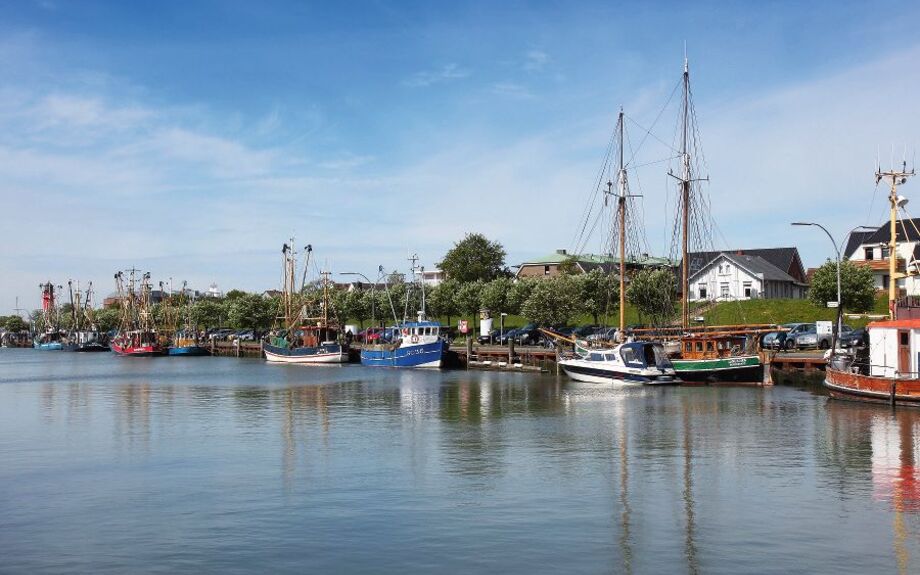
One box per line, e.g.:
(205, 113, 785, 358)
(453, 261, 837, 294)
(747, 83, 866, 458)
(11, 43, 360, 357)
(2, 0, 920, 312)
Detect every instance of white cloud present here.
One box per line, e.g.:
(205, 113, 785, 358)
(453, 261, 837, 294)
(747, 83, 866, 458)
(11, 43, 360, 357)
(403, 63, 471, 88)
(523, 50, 548, 71)
(490, 82, 535, 100)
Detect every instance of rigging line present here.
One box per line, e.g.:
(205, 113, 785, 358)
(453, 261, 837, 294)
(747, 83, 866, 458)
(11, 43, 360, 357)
(625, 113, 681, 159)
(624, 125, 650, 255)
(623, 77, 682, 162)
(571, 126, 617, 252)
(629, 155, 682, 171)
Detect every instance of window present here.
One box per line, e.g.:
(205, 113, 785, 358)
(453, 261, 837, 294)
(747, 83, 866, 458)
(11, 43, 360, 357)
(544, 265, 550, 275)
(743, 281, 752, 298)
(620, 348, 637, 364)
(698, 284, 707, 299)
(865, 247, 874, 260)
(706, 341, 715, 352)
(720, 282, 730, 298)
(881, 246, 890, 259)
(695, 341, 703, 352)
(725, 264, 731, 273)
(717, 264, 723, 273)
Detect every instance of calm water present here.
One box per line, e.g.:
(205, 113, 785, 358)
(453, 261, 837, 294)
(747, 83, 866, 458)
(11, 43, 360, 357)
(2, 350, 919, 574)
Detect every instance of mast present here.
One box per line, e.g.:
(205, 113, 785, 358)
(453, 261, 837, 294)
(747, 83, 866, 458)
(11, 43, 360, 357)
(68, 280, 77, 331)
(618, 109, 627, 334)
(877, 161, 916, 319)
(680, 58, 691, 330)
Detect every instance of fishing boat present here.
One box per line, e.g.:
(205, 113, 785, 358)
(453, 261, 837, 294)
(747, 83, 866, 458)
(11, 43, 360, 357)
(33, 282, 64, 350)
(163, 280, 210, 356)
(666, 58, 764, 382)
(360, 255, 446, 368)
(62, 281, 109, 352)
(825, 162, 920, 406)
(110, 269, 166, 357)
(554, 108, 677, 384)
(263, 242, 349, 364)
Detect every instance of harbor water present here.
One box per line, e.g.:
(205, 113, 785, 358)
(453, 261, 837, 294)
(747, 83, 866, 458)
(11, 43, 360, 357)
(2, 349, 919, 574)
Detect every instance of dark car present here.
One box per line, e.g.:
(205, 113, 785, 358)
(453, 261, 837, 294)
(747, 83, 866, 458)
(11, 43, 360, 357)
(839, 327, 869, 349)
(478, 329, 500, 345)
(515, 324, 543, 346)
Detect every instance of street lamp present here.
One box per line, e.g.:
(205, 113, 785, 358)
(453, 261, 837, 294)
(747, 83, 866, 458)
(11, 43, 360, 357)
(792, 222, 874, 353)
(500, 312, 508, 346)
(340, 271, 377, 331)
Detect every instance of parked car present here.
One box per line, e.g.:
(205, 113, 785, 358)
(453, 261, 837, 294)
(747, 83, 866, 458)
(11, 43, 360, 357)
(838, 327, 869, 349)
(794, 324, 852, 350)
(515, 324, 543, 346)
(496, 327, 520, 345)
(572, 325, 601, 339)
(762, 323, 812, 350)
(478, 329, 500, 345)
(208, 328, 235, 341)
(586, 327, 619, 343)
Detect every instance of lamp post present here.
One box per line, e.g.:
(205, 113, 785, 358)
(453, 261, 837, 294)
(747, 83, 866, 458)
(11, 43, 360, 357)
(792, 222, 874, 354)
(500, 312, 508, 346)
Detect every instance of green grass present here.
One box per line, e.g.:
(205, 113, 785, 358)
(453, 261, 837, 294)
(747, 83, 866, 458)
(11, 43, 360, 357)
(697, 293, 889, 329)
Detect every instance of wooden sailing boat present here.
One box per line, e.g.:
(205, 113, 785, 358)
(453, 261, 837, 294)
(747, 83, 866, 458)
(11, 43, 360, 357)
(556, 109, 678, 384)
(110, 269, 165, 356)
(33, 281, 64, 350)
(825, 162, 920, 405)
(62, 280, 109, 352)
(667, 58, 764, 383)
(263, 241, 349, 364)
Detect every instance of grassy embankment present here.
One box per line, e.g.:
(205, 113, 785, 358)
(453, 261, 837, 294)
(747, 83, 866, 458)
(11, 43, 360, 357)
(437, 293, 889, 332)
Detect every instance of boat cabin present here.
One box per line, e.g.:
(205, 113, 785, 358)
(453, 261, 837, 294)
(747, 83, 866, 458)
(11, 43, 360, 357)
(680, 333, 752, 360)
(866, 319, 920, 378)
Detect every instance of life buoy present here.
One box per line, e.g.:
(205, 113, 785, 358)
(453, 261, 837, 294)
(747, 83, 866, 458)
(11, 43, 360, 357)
(411, 334, 419, 344)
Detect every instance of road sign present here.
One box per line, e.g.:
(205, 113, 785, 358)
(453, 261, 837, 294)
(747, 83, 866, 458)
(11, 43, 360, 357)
(459, 320, 469, 334)
(827, 301, 839, 308)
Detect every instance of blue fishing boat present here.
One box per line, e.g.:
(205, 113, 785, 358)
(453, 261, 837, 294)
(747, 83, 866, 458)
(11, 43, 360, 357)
(359, 254, 445, 368)
(33, 335, 64, 351)
(360, 320, 446, 367)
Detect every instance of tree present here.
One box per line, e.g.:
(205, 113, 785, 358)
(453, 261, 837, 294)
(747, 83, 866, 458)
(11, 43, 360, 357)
(507, 278, 537, 315)
(191, 299, 226, 329)
(626, 268, 677, 326)
(521, 275, 582, 326)
(438, 233, 507, 282)
(557, 256, 580, 275)
(808, 260, 875, 313)
(333, 288, 370, 327)
(428, 279, 460, 325)
(93, 307, 121, 332)
(579, 269, 619, 324)
(4, 316, 27, 332)
(479, 277, 513, 313)
(225, 289, 248, 301)
(455, 280, 484, 329)
(227, 294, 275, 331)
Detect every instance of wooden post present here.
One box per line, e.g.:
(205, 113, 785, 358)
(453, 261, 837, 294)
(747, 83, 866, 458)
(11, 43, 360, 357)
(555, 345, 560, 375)
(509, 337, 515, 364)
(891, 380, 897, 408)
(466, 335, 472, 369)
(211, 337, 215, 356)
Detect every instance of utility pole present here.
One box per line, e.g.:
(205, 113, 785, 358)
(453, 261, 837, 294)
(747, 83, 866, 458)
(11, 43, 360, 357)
(877, 161, 916, 319)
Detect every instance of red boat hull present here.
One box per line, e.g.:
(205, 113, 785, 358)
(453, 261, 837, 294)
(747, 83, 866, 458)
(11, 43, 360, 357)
(825, 367, 920, 407)
(111, 343, 165, 356)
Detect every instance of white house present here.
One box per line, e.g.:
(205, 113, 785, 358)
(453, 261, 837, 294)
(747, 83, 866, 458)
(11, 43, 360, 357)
(419, 268, 445, 286)
(844, 219, 920, 295)
(687, 252, 808, 302)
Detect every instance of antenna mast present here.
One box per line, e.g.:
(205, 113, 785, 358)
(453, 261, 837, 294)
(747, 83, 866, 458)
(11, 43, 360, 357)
(877, 160, 916, 319)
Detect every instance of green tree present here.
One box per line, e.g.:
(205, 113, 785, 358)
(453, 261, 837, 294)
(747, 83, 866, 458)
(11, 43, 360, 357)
(4, 316, 27, 332)
(557, 256, 580, 275)
(626, 268, 677, 326)
(579, 269, 619, 324)
(333, 288, 370, 327)
(225, 289, 248, 301)
(507, 278, 537, 315)
(191, 299, 226, 329)
(808, 259, 875, 313)
(227, 294, 274, 331)
(455, 280, 484, 329)
(521, 275, 582, 326)
(479, 277, 513, 313)
(428, 279, 460, 325)
(438, 233, 507, 282)
(93, 307, 121, 332)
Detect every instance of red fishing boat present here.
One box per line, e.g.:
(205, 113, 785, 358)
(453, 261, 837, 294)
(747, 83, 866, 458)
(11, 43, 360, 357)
(110, 269, 166, 357)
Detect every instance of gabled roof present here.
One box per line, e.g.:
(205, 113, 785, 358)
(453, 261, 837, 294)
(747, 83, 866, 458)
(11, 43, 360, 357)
(688, 252, 800, 284)
(516, 251, 673, 274)
(843, 230, 875, 258)
(682, 247, 805, 283)
(844, 219, 920, 259)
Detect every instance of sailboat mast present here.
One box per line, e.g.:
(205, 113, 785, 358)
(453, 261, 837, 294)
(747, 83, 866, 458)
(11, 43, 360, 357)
(680, 58, 691, 330)
(617, 109, 627, 334)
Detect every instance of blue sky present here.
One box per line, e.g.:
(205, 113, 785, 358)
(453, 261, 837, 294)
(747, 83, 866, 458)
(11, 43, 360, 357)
(2, 0, 920, 311)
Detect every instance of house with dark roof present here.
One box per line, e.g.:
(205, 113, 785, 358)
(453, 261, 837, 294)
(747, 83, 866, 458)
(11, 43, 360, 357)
(515, 249, 672, 279)
(844, 219, 920, 295)
(687, 252, 808, 301)
(680, 247, 806, 287)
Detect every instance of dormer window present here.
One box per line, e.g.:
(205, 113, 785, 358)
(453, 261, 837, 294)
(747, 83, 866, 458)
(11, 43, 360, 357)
(881, 246, 890, 259)
(865, 247, 874, 261)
